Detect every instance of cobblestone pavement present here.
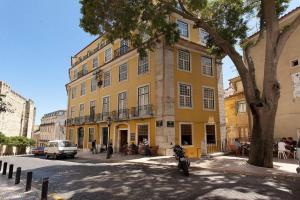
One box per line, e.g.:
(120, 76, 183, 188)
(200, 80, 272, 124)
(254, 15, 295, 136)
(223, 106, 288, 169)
(1, 155, 300, 200)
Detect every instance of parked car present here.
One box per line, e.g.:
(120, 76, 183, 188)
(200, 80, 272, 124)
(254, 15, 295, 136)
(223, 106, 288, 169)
(32, 146, 45, 156)
(44, 140, 77, 159)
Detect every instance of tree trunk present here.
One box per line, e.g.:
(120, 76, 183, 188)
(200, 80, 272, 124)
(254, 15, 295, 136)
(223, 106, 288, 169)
(248, 98, 278, 168)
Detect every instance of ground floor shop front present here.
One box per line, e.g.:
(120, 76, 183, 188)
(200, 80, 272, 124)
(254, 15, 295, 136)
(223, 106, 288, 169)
(66, 118, 221, 158)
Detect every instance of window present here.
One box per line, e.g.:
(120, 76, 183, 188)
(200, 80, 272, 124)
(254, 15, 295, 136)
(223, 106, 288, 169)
(206, 124, 216, 144)
(80, 82, 86, 96)
(202, 57, 213, 76)
(118, 92, 127, 117)
(93, 57, 98, 68)
(199, 28, 209, 45)
(138, 85, 149, 107)
(82, 64, 88, 75)
(181, 124, 192, 145)
(74, 69, 78, 80)
(71, 87, 77, 99)
(177, 20, 189, 37)
(102, 96, 110, 114)
(179, 83, 192, 108)
(103, 71, 111, 87)
(120, 39, 128, 47)
(88, 128, 95, 142)
(79, 104, 84, 116)
(138, 124, 148, 143)
(71, 106, 75, 117)
(105, 48, 112, 63)
(203, 87, 215, 110)
(237, 101, 246, 113)
(119, 63, 128, 81)
(90, 101, 96, 116)
(178, 50, 190, 71)
(138, 54, 149, 75)
(91, 77, 97, 92)
(291, 59, 299, 67)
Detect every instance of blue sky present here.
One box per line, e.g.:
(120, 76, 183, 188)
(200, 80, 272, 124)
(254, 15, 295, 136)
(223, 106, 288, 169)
(0, 0, 299, 124)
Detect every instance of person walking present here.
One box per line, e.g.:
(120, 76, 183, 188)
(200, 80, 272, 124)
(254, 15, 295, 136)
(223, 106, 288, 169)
(92, 140, 97, 154)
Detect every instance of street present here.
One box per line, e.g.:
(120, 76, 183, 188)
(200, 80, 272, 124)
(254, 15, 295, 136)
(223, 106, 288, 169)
(0, 155, 299, 200)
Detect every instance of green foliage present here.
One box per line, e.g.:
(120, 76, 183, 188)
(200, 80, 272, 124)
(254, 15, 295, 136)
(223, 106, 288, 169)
(0, 133, 34, 147)
(79, 0, 289, 57)
(0, 94, 13, 113)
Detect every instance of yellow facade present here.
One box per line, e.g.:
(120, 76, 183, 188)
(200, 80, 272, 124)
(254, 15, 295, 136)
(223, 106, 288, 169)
(66, 14, 222, 158)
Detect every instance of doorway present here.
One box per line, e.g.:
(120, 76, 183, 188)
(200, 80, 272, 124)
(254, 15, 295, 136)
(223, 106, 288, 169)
(120, 130, 128, 152)
(102, 127, 108, 147)
(77, 127, 84, 149)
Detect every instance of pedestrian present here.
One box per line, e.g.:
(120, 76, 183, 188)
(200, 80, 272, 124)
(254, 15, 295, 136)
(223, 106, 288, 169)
(107, 141, 113, 159)
(143, 138, 151, 156)
(91, 140, 96, 154)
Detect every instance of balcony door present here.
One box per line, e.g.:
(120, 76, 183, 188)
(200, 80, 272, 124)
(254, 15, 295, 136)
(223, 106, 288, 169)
(90, 101, 96, 121)
(138, 85, 149, 115)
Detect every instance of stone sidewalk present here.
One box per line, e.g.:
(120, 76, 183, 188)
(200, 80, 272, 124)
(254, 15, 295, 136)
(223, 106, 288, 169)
(0, 176, 40, 200)
(77, 151, 300, 178)
(127, 155, 300, 178)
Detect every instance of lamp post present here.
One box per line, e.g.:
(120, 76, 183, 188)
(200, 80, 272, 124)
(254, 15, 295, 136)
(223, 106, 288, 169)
(106, 116, 112, 159)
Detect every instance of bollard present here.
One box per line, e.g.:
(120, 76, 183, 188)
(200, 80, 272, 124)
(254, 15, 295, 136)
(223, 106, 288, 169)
(15, 167, 21, 184)
(2, 162, 7, 175)
(0, 160, 2, 172)
(8, 164, 14, 179)
(41, 177, 49, 200)
(25, 171, 33, 192)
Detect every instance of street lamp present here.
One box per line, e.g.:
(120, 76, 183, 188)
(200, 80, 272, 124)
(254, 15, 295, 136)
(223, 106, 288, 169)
(106, 116, 112, 159)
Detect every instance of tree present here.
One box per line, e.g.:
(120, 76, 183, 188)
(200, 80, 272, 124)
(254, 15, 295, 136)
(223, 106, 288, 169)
(79, 0, 300, 168)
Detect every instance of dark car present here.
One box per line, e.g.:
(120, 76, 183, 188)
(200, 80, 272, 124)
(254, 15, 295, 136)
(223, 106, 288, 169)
(32, 147, 45, 156)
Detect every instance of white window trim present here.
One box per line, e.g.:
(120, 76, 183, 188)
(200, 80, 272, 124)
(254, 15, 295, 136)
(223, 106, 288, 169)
(90, 99, 97, 114)
(119, 62, 128, 82)
(202, 86, 216, 111)
(199, 28, 208, 46)
(176, 19, 190, 40)
(177, 82, 193, 109)
(137, 53, 151, 76)
(201, 57, 214, 77)
(80, 82, 86, 96)
(92, 56, 99, 69)
(71, 87, 77, 99)
(70, 106, 76, 118)
(79, 103, 85, 117)
(135, 122, 151, 146)
(104, 46, 113, 63)
(102, 95, 111, 113)
(179, 122, 194, 147)
(136, 83, 151, 106)
(90, 76, 97, 92)
(118, 90, 128, 110)
(177, 49, 192, 73)
(103, 70, 112, 88)
(204, 123, 217, 146)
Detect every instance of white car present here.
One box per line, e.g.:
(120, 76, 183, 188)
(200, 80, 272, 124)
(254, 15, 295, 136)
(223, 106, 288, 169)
(44, 140, 77, 159)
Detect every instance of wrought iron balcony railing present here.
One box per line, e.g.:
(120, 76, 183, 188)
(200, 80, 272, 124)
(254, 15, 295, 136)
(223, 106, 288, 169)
(114, 45, 129, 58)
(131, 104, 153, 118)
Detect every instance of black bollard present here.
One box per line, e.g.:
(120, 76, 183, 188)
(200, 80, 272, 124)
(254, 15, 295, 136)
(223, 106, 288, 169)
(41, 177, 49, 200)
(0, 160, 2, 171)
(25, 171, 33, 192)
(2, 162, 7, 175)
(15, 167, 21, 184)
(8, 164, 14, 179)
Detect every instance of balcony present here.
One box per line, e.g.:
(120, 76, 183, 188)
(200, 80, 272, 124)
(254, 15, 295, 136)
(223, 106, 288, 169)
(131, 105, 153, 118)
(66, 105, 153, 126)
(114, 45, 130, 58)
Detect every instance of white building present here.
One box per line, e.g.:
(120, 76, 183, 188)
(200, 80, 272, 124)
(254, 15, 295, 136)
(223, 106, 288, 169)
(39, 110, 67, 146)
(0, 81, 36, 138)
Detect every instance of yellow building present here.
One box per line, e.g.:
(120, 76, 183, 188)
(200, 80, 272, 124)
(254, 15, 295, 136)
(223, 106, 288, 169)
(224, 77, 251, 144)
(65, 13, 223, 158)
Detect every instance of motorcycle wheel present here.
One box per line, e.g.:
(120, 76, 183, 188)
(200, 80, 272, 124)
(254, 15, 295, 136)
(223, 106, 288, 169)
(182, 161, 189, 176)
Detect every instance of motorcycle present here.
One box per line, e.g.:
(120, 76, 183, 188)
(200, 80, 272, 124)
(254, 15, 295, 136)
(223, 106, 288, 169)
(172, 145, 190, 176)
